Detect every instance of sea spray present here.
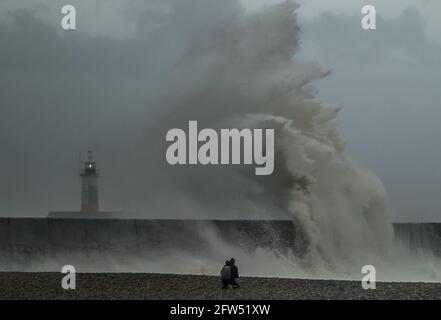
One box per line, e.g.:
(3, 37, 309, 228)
(148, 1, 441, 281)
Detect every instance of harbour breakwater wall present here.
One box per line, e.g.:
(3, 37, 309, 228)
(0, 218, 439, 271)
(393, 223, 441, 257)
(0, 218, 303, 271)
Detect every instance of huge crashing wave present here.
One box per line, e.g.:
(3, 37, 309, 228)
(141, 1, 441, 281)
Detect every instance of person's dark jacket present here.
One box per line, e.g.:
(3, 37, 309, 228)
(230, 263, 239, 279)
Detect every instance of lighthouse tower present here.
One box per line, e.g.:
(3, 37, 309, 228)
(48, 150, 121, 218)
(80, 151, 99, 213)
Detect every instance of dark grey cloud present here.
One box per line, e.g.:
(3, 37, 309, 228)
(0, 0, 242, 217)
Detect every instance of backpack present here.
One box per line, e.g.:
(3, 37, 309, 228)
(220, 265, 231, 280)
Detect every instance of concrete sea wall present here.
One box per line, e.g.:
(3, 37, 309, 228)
(0, 218, 440, 271)
(0, 218, 303, 271)
(393, 223, 441, 257)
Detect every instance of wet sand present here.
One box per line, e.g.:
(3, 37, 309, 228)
(0, 272, 440, 300)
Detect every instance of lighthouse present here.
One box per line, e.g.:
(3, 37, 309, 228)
(48, 150, 121, 219)
(80, 151, 99, 213)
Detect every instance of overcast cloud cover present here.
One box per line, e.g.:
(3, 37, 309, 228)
(0, 1, 439, 221)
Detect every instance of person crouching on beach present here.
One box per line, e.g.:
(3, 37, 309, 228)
(220, 258, 240, 289)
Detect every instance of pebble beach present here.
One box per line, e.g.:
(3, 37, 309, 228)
(0, 272, 440, 300)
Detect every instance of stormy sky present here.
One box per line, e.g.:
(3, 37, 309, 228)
(0, 0, 439, 222)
